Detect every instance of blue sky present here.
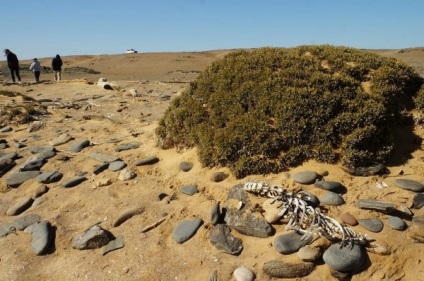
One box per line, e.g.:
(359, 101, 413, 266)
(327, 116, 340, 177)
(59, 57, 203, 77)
(1, 0, 423, 60)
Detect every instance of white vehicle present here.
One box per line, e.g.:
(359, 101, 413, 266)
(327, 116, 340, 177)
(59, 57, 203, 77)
(126, 49, 138, 54)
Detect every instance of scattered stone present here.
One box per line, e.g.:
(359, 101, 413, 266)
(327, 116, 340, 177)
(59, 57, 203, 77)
(134, 156, 159, 166)
(89, 152, 119, 163)
(210, 172, 228, 182)
(62, 176, 87, 188)
(0, 126, 12, 132)
(0, 158, 15, 176)
(358, 218, 384, 232)
(118, 168, 136, 181)
(274, 231, 313, 254)
(70, 139, 91, 153)
(93, 162, 109, 175)
(6, 171, 41, 187)
(13, 214, 42, 230)
(412, 193, 424, 209)
(355, 199, 397, 213)
(323, 243, 366, 272)
(102, 235, 125, 255)
(340, 212, 358, 226)
(180, 184, 198, 196)
(319, 191, 345, 206)
(395, 179, 424, 192)
(209, 224, 243, 255)
(233, 266, 255, 281)
(37, 150, 56, 161)
(115, 142, 140, 152)
(302, 191, 320, 207)
(6, 196, 34, 216)
(49, 133, 73, 146)
(173, 218, 203, 244)
(72, 224, 111, 250)
(224, 208, 273, 238)
(0, 152, 18, 161)
(179, 161, 193, 172)
(0, 142, 8, 149)
(31, 221, 53, 255)
(292, 171, 319, 184)
(113, 206, 144, 227)
(387, 216, 406, 230)
(298, 245, 321, 262)
(108, 160, 127, 171)
(30, 146, 55, 154)
(210, 202, 221, 225)
(314, 180, 343, 191)
(20, 158, 45, 171)
(263, 260, 315, 279)
(36, 171, 63, 184)
(33, 185, 49, 198)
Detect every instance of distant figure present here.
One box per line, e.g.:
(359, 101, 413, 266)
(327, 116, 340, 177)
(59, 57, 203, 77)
(51, 54, 63, 81)
(29, 58, 41, 83)
(4, 49, 21, 84)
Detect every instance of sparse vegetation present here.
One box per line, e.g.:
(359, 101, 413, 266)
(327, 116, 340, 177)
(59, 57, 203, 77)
(0, 90, 44, 126)
(156, 46, 423, 178)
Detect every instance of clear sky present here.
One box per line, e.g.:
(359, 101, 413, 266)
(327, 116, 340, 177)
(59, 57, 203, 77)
(1, 0, 423, 60)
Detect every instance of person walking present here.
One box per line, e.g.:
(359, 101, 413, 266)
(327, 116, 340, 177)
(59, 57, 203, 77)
(4, 49, 21, 84)
(51, 54, 63, 81)
(29, 58, 41, 83)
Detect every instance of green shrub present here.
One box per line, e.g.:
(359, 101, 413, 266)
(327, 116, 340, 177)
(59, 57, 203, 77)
(156, 45, 423, 178)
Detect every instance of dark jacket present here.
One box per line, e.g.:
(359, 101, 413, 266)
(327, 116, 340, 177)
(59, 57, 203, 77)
(7, 52, 19, 69)
(52, 55, 63, 71)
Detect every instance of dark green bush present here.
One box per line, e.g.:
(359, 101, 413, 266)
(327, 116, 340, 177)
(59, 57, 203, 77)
(156, 45, 423, 178)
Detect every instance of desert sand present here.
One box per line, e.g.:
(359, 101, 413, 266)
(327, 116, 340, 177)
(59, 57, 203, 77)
(0, 48, 424, 281)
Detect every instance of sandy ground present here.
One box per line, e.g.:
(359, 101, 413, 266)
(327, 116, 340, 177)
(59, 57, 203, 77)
(0, 48, 424, 281)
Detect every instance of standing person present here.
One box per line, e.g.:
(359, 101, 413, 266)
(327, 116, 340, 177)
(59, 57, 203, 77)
(29, 58, 41, 83)
(51, 54, 63, 81)
(4, 49, 21, 84)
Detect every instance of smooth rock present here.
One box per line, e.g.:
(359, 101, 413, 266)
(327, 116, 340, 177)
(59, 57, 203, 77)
(293, 171, 319, 184)
(358, 218, 384, 232)
(314, 180, 343, 191)
(302, 190, 320, 207)
(89, 152, 119, 163)
(113, 206, 144, 227)
(179, 161, 193, 172)
(0, 152, 18, 161)
(108, 160, 127, 171)
(93, 162, 109, 175)
(319, 191, 345, 206)
(355, 199, 397, 213)
(274, 231, 313, 254)
(180, 184, 198, 196)
(209, 224, 243, 255)
(69, 139, 90, 153)
(210, 202, 221, 225)
(323, 243, 366, 272)
(0, 158, 15, 176)
(224, 208, 272, 238)
(36, 171, 63, 183)
(387, 216, 406, 230)
(115, 142, 140, 152)
(395, 179, 424, 192)
(62, 176, 87, 188)
(340, 212, 358, 226)
(298, 245, 321, 262)
(13, 214, 42, 230)
(263, 260, 315, 278)
(102, 235, 125, 255)
(210, 172, 228, 182)
(20, 158, 45, 171)
(72, 225, 111, 250)
(49, 133, 73, 146)
(173, 218, 203, 244)
(0, 126, 12, 132)
(37, 150, 56, 160)
(31, 221, 53, 255)
(233, 267, 255, 281)
(30, 146, 54, 154)
(412, 193, 424, 209)
(135, 156, 159, 166)
(118, 168, 136, 181)
(6, 171, 41, 187)
(6, 196, 34, 216)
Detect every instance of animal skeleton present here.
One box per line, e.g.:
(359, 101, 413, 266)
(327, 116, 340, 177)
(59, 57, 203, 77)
(243, 181, 368, 247)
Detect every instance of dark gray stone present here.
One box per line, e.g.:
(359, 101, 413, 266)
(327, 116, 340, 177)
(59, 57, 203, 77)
(210, 202, 221, 225)
(108, 160, 127, 172)
(0, 158, 15, 176)
(319, 191, 345, 206)
(387, 216, 407, 230)
(323, 243, 366, 272)
(293, 171, 319, 184)
(263, 260, 315, 278)
(102, 235, 125, 255)
(210, 172, 228, 182)
(6, 171, 41, 187)
(31, 221, 53, 255)
(115, 142, 140, 152)
(179, 161, 193, 172)
(30, 146, 55, 154)
(37, 150, 56, 160)
(135, 156, 159, 166)
(20, 158, 45, 171)
(180, 184, 198, 196)
(72, 225, 111, 250)
(412, 193, 424, 209)
(314, 180, 343, 191)
(209, 224, 243, 255)
(36, 171, 63, 183)
(0, 152, 18, 161)
(358, 218, 384, 232)
(89, 152, 119, 163)
(355, 199, 397, 213)
(62, 176, 87, 188)
(70, 140, 90, 153)
(226, 184, 251, 210)
(395, 179, 424, 192)
(173, 218, 203, 244)
(13, 214, 42, 230)
(224, 208, 272, 238)
(274, 231, 312, 254)
(302, 191, 320, 207)
(93, 162, 109, 175)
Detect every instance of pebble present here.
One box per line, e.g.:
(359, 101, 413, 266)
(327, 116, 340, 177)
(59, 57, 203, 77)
(72, 224, 111, 250)
(314, 180, 343, 191)
(36, 171, 63, 184)
(412, 193, 424, 209)
(89, 152, 119, 163)
(37, 150, 56, 160)
(108, 160, 127, 171)
(319, 191, 345, 206)
(135, 156, 159, 166)
(31, 221, 53, 255)
(209, 224, 243, 255)
(180, 184, 198, 196)
(323, 242, 366, 272)
(93, 162, 109, 175)
(358, 218, 384, 232)
(0, 126, 12, 132)
(62, 176, 87, 188)
(6, 196, 34, 216)
(115, 142, 140, 152)
(233, 267, 255, 281)
(69, 139, 91, 152)
(6, 171, 41, 187)
(302, 191, 320, 207)
(118, 168, 136, 181)
(29, 146, 55, 154)
(210, 202, 221, 225)
(274, 231, 312, 254)
(20, 158, 45, 171)
(210, 172, 228, 182)
(394, 179, 424, 192)
(49, 133, 73, 146)
(298, 245, 321, 262)
(179, 161, 193, 172)
(173, 218, 203, 244)
(355, 199, 397, 213)
(102, 235, 125, 255)
(387, 216, 406, 230)
(262, 260, 315, 278)
(113, 206, 144, 227)
(292, 171, 319, 184)
(340, 212, 358, 226)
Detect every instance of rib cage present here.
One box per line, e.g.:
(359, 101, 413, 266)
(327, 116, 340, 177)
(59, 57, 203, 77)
(243, 181, 368, 247)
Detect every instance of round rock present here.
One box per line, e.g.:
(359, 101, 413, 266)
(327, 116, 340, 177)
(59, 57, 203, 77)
(173, 218, 203, 244)
(31, 221, 53, 255)
(293, 171, 319, 184)
(323, 242, 366, 272)
(340, 212, 358, 226)
(412, 193, 424, 209)
(233, 266, 255, 281)
(358, 218, 384, 232)
(180, 184, 198, 196)
(108, 160, 127, 172)
(263, 260, 315, 278)
(387, 216, 407, 230)
(297, 245, 321, 262)
(179, 161, 193, 172)
(395, 179, 424, 192)
(274, 231, 312, 254)
(319, 191, 345, 206)
(314, 180, 343, 191)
